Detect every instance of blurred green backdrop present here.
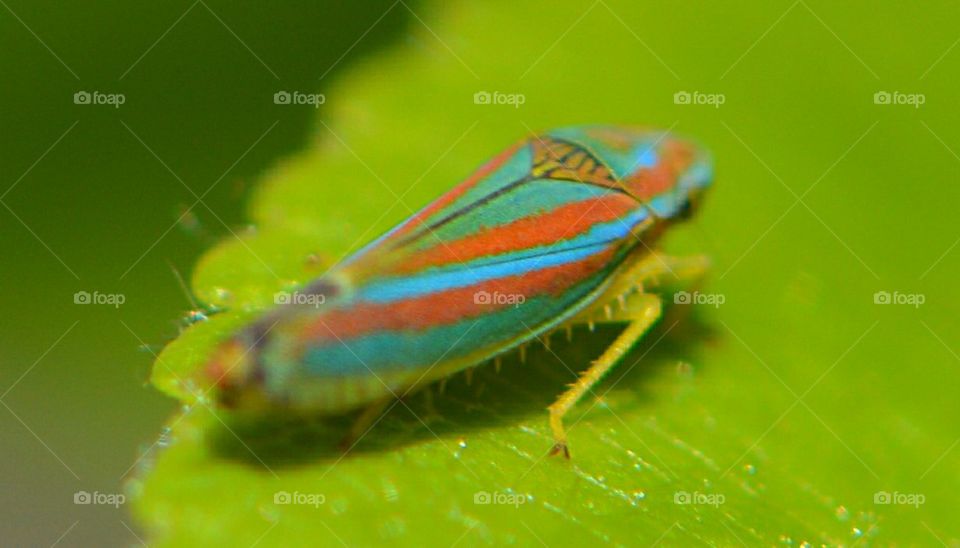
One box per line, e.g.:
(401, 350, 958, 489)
(0, 1, 408, 545)
(2, 0, 959, 546)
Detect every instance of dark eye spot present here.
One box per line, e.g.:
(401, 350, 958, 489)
(676, 198, 694, 220)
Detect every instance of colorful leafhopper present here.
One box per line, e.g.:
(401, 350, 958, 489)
(205, 125, 712, 457)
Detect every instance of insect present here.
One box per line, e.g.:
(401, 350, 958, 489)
(204, 125, 712, 457)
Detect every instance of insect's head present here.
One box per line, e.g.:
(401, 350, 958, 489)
(671, 149, 713, 222)
(639, 135, 713, 224)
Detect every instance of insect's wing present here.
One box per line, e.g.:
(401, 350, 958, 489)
(295, 130, 659, 381)
(344, 130, 657, 277)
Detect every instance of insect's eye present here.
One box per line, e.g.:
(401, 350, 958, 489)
(676, 197, 695, 220)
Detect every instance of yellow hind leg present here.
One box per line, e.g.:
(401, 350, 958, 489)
(548, 293, 661, 458)
(548, 252, 710, 457)
(611, 252, 711, 298)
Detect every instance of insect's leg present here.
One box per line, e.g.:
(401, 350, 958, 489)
(569, 253, 708, 327)
(338, 395, 394, 451)
(633, 253, 711, 291)
(641, 253, 713, 327)
(644, 254, 710, 294)
(548, 293, 662, 458)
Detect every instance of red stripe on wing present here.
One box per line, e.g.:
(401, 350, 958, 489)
(302, 246, 619, 342)
(390, 194, 638, 274)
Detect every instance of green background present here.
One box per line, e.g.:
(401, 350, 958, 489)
(2, 1, 958, 546)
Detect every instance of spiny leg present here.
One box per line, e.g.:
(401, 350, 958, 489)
(625, 252, 711, 294)
(567, 253, 709, 327)
(548, 293, 662, 458)
(338, 395, 394, 452)
(641, 253, 711, 327)
(338, 370, 447, 451)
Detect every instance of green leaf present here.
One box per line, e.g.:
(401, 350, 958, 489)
(130, 1, 960, 545)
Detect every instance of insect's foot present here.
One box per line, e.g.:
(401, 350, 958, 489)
(337, 434, 356, 453)
(549, 441, 570, 459)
